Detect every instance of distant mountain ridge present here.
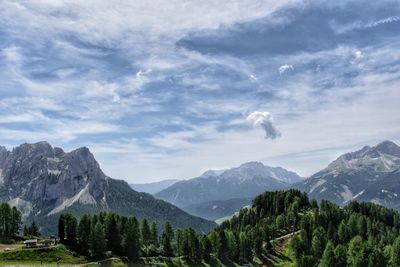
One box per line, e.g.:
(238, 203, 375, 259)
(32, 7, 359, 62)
(0, 142, 216, 234)
(183, 197, 252, 221)
(155, 161, 303, 208)
(294, 140, 400, 207)
(130, 179, 179, 195)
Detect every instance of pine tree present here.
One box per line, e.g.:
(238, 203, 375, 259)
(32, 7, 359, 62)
(319, 241, 335, 267)
(150, 222, 158, 246)
(58, 214, 66, 243)
(188, 228, 200, 261)
(90, 221, 107, 259)
(338, 220, 349, 243)
(105, 213, 121, 254)
(23, 225, 28, 237)
(27, 221, 40, 237)
(0, 203, 11, 236)
(368, 247, 386, 267)
(311, 227, 326, 258)
(391, 236, 400, 267)
(78, 214, 91, 256)
(201, 235, 212, 260)
(122, 217, 140, 261)
(347, 236, 366, 267)
(218, 230, 228, 260)
(209, 231, 220, 255)
(357, 216, 367, 239)
(252, 227, 263, 257)
(334, 244, 347, 267)
(10, 207, 21, 237)
(64, 214, 77, 248)
(176, 229, 187, 257)
(140, 218, 151, 247)
(161, 222, 174, 257)
(239, 231, 250, 263)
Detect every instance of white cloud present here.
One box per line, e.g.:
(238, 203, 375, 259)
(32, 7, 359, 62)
(0, 0, 399, 184)
(246, 111, 281, 139)
(278, 64, 294, 74)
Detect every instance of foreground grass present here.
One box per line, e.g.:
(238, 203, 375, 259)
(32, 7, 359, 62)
(0, 244, 85, 265)
(83, 256, 242, 267)
(0, 247, 261, 267)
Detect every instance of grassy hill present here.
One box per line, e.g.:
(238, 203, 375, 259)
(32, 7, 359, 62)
(0, 245, 85, 265)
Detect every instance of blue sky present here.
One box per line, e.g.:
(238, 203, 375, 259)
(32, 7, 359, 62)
(0, 0, 399, 183)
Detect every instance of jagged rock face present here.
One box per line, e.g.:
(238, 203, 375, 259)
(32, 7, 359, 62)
(295, 140, 400, 206)
(0, 142, 104, 208)
(155, 161, 302, 208)
(0, 142, 216, 234)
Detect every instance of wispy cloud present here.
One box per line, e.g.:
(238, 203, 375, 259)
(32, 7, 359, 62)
(0, 0, 399, 182)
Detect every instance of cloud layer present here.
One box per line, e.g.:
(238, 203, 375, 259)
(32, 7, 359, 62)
(0, 0, 399, 182)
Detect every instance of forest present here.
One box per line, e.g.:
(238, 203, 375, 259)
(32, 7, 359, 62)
(56, 189, 400, 266)
(0, 203, 22, 240)
(2, 189, 400, 266)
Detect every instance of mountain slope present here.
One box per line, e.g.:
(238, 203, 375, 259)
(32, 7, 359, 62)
(0, 142, 216, 234)
(155, 162, 302, 207)
(182, 197, 252, 221)
(354, 167, 400, 210)
(130, 179, 179, 195)
(295, 140, 400, 206)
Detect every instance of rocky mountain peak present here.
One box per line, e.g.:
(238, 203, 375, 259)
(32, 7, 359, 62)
(239, 161, 265, 168)
(14, 141, 55, 158)
(374, 140, 400, 157)
(0, 141, 217, 235)
(327, 140, 400, 172)
(0, 142, 107, 207)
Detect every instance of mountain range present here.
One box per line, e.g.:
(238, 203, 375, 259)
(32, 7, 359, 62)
(0, 142, 216, 235)
(152, 140, 400, 221)
(2, 139, 399, 234)
(294, 140, 400, 207)
(182, 197, 252, 221)
(155, 162, 303, 219)
(130, 179, 179, 195)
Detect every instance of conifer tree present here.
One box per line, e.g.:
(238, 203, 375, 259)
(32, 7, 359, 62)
(334, 244, 347, 267)
(78, 214, 91, 256)
(64, 214, 77, 247)
(122, 217, 140, 261)
(347, 236, 366, 267)
(391, 236, 400, 267)
(150, 222, 158, 246)
(140, 218, 151, 246)
(90, 221, 107, 259)
(105, 213, 121, 254)
(319, 241, 335, 267)
(161, 221, 174, 257)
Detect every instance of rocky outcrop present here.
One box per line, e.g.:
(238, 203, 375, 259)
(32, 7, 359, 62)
(0, 142, 216, 234)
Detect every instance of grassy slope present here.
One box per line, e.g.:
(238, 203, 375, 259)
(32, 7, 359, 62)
(0, 245, 85, 265)
(83, 257, 243, 267)
(273, 241, 296, 267)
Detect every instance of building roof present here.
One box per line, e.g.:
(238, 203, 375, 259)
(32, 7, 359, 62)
(24, 239, 38, 243)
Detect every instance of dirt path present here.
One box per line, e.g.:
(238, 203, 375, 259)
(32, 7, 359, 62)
(0, 243, 23, 251)
(261, 231, 299, 267)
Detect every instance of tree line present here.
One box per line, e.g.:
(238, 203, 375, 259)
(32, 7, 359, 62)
(58, 212, 208, 261)
(57, 189, 400, 265)
(218, 189, 400, 266)
(0, 203, 21, 238)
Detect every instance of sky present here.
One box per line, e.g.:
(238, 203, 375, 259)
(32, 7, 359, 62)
(0, 0, 399, 183)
